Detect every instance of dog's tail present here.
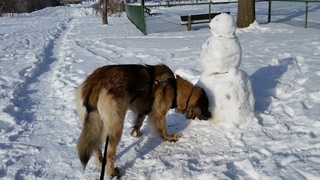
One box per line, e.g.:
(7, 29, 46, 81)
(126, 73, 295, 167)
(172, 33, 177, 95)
(75, 84, 103, 170)
(75, 84, 87, 125)
(77, 111, 103, 170)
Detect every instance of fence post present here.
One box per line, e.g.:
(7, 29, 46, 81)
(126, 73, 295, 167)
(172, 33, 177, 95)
(305, 0, 309, 28)
(268, 0, 271, 23)
(188, 15, 192, 31)
(141, 0, 147, 35)
(209, 2, 211, 20)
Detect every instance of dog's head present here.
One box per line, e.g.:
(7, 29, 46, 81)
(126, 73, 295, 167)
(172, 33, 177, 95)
(175, 75, 212, 120)
(185, 87, 212, 120)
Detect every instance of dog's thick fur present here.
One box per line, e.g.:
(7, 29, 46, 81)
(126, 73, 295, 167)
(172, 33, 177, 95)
(75, 64, 211, 178)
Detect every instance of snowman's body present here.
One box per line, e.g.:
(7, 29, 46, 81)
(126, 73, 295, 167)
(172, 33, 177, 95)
(200, 35, 242, 75)
(197, 13, 256, 130)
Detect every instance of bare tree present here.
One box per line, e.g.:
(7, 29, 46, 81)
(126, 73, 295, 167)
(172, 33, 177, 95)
(237, 0, 255, 28)
(26, 0, 59, 13)
(0, 0, 59, 16)
(0, 0, 18, 16)
(102, 0, 108, 25)
(97, 0, 124, 25)
(0, 1, 6, 16)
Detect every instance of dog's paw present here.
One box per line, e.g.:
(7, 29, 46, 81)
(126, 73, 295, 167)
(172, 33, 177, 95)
(163, 133, 181, 142)
(131, 129, 142, 138)
(108, 167, 121, 179)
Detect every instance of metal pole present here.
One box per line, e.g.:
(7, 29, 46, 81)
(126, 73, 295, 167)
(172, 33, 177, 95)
(305, 0, 309, 28)
(141, 0, 147, 35)
(188, 15, 192, 31)
(268, 0, 271, 23)
(209, 2, 211, 20)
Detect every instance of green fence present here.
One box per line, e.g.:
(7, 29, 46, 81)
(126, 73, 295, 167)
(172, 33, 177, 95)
(125, 3, 146, 35)
(125, 1, 236, 35)
(268, 0, 320, 28)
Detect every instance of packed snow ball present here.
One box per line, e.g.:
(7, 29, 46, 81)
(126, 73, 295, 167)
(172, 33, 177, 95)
(209, 13, 237, 38)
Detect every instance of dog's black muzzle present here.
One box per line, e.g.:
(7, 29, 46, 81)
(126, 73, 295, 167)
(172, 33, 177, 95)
(199, 110, 212, 120)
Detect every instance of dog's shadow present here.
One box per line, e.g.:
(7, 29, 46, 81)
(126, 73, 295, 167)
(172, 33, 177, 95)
(117, 111, 191, 175)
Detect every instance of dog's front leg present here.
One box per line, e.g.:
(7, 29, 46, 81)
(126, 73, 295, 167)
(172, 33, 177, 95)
(148, 112, 180, 142)
(131, 113, 146, 138)
(159, 117, 181, 142)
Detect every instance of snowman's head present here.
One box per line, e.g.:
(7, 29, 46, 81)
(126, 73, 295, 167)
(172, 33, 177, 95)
(209, 13, 237, 38)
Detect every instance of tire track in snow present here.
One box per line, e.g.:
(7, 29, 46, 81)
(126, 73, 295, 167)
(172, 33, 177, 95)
(73, 37, 197, 67)
(74, 39, 159, 64)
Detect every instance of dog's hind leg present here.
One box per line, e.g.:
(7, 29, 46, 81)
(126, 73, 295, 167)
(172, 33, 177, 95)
(131, 113, 146, 138)
(93, 148, 103, 168)
(97, 89, 128, 178)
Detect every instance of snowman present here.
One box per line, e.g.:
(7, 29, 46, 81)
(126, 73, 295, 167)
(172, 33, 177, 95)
(196, 13, 256, 131)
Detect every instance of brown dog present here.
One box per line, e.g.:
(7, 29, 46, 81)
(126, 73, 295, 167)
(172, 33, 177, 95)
(75, 64, 211, 178)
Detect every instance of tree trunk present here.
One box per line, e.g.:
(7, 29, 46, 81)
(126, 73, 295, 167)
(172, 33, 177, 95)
(102, 0, 108, 25)
(0, 1, 5, 16)
(237, 0, 255, 28)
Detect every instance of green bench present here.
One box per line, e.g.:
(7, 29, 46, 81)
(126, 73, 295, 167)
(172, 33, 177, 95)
(180, 12, 230, 31)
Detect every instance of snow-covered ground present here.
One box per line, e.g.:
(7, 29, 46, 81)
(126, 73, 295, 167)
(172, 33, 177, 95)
(1, 1, 320, 179)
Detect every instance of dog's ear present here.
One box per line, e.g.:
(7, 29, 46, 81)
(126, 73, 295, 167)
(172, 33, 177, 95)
(185, 88, 211, 120)
(175, 75, 182, 81)
(175, 75, 189, 113)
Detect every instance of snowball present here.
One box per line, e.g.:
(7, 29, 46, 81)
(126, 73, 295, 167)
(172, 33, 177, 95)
(200, 34, 241, 74)
(209, 13, 237, 38)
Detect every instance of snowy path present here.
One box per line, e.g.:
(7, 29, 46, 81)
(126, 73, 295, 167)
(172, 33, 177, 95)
(0, 7, 83, 179)
(1, 3, 320, 180)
